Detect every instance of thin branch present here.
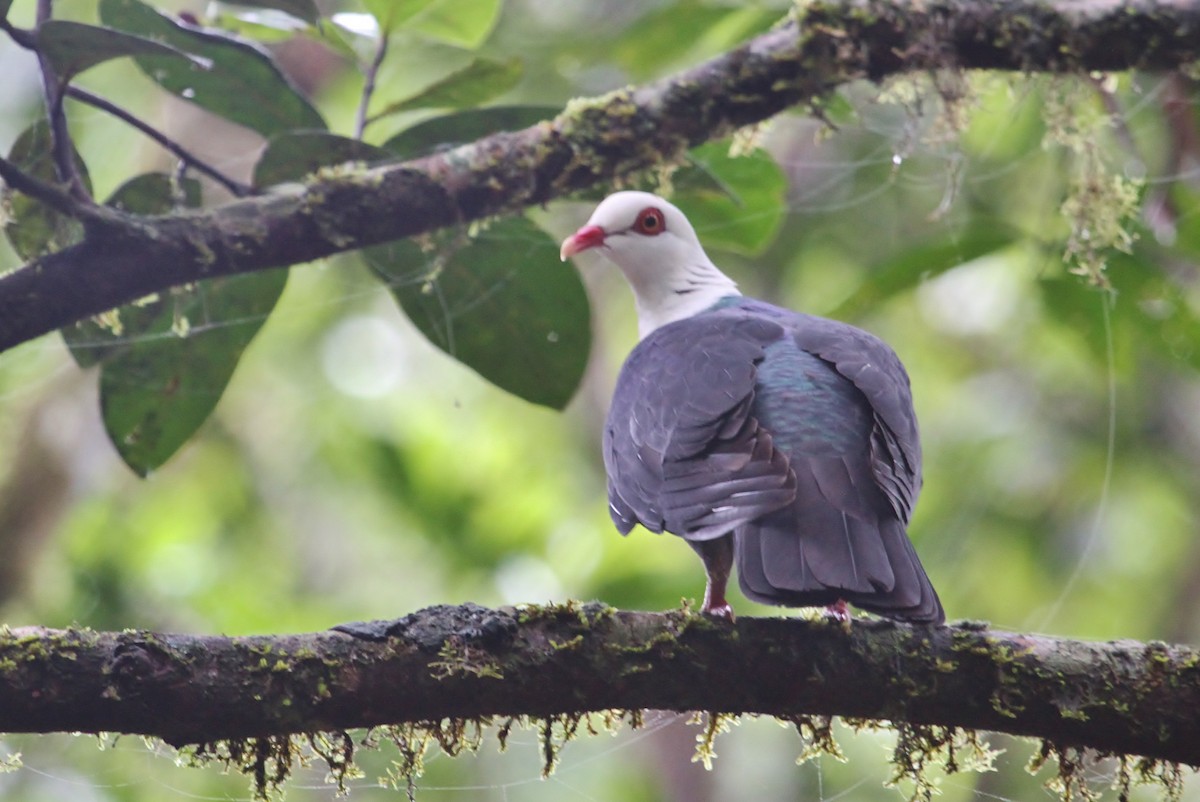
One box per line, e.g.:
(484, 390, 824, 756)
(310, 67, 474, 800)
(64, 86, 254, 198)
(354, 32, 389, 140)
(33, 0, 90, 204)
(1, 604, 1199, 766)
(0, 17, 37, 49)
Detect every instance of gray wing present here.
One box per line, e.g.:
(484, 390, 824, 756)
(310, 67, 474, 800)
(791, 314, 922, 523)
(603, 313, 796, 541)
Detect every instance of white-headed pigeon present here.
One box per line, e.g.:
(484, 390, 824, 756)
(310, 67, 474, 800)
(561, 191, 944, 624)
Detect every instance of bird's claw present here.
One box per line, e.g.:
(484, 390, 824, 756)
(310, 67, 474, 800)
(702, 602, 736, 621)
(825, 599, 850, 623)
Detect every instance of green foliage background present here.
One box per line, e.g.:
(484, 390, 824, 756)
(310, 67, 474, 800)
(1, 0, 1200, 800)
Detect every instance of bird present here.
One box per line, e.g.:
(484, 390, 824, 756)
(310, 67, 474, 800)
(560, 190, 944, 624)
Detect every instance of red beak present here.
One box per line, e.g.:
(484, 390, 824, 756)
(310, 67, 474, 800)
(560, 225, 606, 261)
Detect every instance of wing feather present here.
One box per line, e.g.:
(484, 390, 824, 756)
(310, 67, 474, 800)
(604, 311, 796, 542)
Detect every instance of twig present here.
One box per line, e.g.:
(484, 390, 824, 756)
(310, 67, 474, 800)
(64, 86, 255, 198)
(34, 0, 91, 204)
(354, 32, 389, 139)
(0, 16, 36, 49)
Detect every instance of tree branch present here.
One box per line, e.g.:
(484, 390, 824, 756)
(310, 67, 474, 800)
(1, 603, 1198, 767)
(0, 0, 1198, 352)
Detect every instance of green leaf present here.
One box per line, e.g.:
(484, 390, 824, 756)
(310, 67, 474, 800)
(208, 10, 312, 43)
(613, 5, 777, 79)
(671, 140, 787, 255)
(98, 267, 287, 475)
(362, 0, 433, 33)
(833, 222, 1022, 319)
(2, 120, 92, 261)
(59, 173, 286, 475)
(366, 217, 591, 409)
(383, 105, 554, 159)
(38, 20, 208, 80)
(1171, 182, 1200, 263)
(253, 130, 387, 188)
(215, 0, 320, 25)
(399, 0, 501, 48)
(1042, 248, 1200, 375)
(99, 0, 325, 137)
(371, 57, 522, 120)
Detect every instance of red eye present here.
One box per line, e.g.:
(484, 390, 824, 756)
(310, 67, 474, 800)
(633, 207, 666, 236)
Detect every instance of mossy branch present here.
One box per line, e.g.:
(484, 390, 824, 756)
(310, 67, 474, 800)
(1, 0, 1198, 352)
(1, 602, 1198, 767)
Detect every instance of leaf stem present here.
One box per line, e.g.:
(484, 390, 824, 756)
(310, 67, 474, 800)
(354, 32, 389, 139)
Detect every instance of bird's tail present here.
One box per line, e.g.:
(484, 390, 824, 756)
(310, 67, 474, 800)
(734, 509, 944, 624)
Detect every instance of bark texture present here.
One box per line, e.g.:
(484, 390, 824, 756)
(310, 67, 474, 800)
(2, 603, 1199, 766)
(1, 0, 1198, 351)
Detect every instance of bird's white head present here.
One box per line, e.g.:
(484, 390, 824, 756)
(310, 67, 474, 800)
(560, 191, 740, 338)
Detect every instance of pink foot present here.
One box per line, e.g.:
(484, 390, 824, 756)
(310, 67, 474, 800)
(702, 601, 736, 621)
(825, 599, 850, 622)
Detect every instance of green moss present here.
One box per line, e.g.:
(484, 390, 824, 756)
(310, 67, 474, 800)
(549, 634, 584, 651)
(553, 88, 692, 190)
(430, 635, 503, 680)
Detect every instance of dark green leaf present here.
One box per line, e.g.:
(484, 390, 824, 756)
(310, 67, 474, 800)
(671, 141, 787, 255)
(253, 131, 388, 188)
(98, 267, 287, 475)
(383, 105, 553, 160)
(59, 173, 286, 474)
(2, 120, 92, 260)
(99, 0, 325, 137)
(366, 217, 590, 409)
(216, 0, 320, 25)
(370, 58, 522, 121)
(38, 20, 207, 79)
(107, 171, 204, 216)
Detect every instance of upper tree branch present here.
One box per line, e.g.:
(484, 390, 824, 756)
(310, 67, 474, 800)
(2, 604, 1198, 767)
(0, 0, 1198, 352)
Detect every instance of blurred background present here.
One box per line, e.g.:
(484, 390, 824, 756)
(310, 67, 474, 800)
(1, 0, 1199, 800)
